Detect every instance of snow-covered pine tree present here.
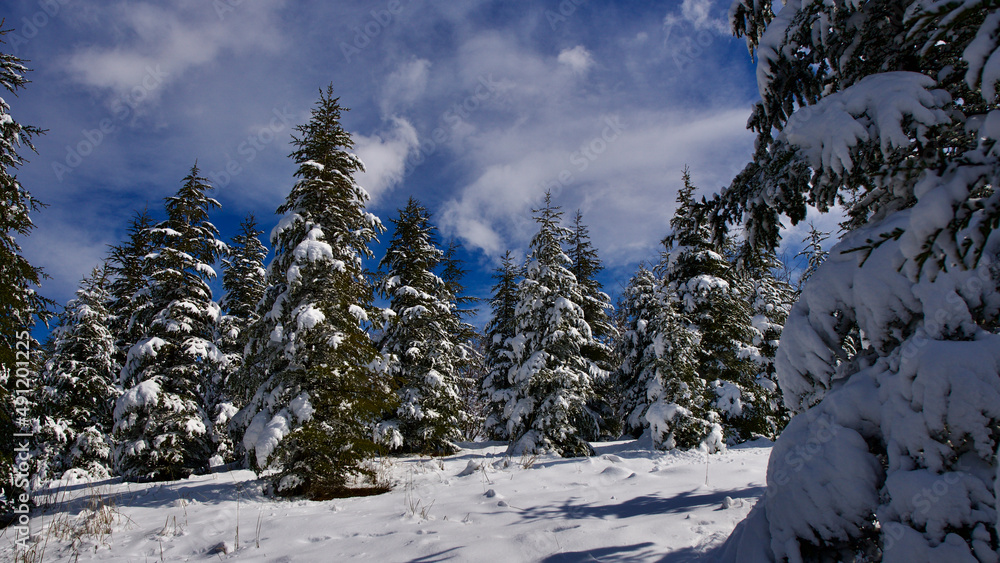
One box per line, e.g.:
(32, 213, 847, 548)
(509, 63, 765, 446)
(107, 209, 155, 368)
(376, 198, 471, 455)
(614, 267, 657, 432)
(567, 211, 620, 438)
(441, 239, 479, 322)
(506, 192, 602, 457)
(34, 264, 118, 484)
(659, 170, 759, 445)
(213, 214, 266, 465)
(440, 239, 485, 440)
(236, 86, 392, 498)
(615, 264, 710, 450)
(113, 164, 227, 482)
(0, 28, 53, 515)
(717, 1, 1000, 560)
(732, 246, 794, 440)
(219, 214, 267, 407)
(482, 250, 520, 441)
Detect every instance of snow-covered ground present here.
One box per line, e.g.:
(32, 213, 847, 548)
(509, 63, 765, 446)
(4, 439, 770, 562)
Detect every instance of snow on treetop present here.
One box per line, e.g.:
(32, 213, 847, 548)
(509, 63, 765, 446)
(271, 213, 304, 243)
(243, 408, 292, 469)
(302, 160, 325, 171)
(182, 337, 226, 364)
(195, 263, 217, 278)
(293, 227, 334, 262)
(289, 392, 315, 423)
(114, 378, 161, 421)
(293, 303, 326, 331)
(149, 227, 183, 238)
(684, 274, 730, 294)
(349, 304, 369, 322)
(123, 337, 168, 379)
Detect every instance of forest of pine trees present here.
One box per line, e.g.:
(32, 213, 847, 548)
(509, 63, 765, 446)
(4, 2, 1000, 559)
(4, 40, 798, 507)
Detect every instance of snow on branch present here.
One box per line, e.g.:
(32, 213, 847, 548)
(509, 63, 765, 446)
(779, 72, 950, 177)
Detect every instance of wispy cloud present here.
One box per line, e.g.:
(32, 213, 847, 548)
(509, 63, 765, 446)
(664, 0, 730, 35)
(354, 117, 420, 204)
(557, 46, 595, 75)
(12, 0, 763, 310)
(58, 1, 287, 104)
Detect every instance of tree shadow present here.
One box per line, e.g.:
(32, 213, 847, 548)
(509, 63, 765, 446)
(540, 542, 659, 562)
(540, 542, 715, 562)
(516, 486, 764, 521)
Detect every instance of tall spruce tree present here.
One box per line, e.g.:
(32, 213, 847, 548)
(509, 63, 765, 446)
(220, 214, 268, 407)
(0, 27, 53, 515)
(482, 251, 520, 441)
(505, 193, 601, 457)
(659, 171, 760, 444)
(376, 198, 470, 454)
(113, 164, 227, 481)
(34, 265, 118, 483)
(716, 1, 1000, 560)
(615, 264, 712, 450)
(733, 246, 794, 440)
(236, 86, 392, 497)
(107, 209, 155, 367)
(441, 239, 479, 322)
(439, 239, 484, 440)
(567, 211, 619, 437)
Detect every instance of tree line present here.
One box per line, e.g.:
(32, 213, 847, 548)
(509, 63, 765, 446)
(3, 78, 801, 505)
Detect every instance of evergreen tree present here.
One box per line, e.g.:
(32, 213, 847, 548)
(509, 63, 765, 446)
(505, 193, 601, 457)
(113, 164, 227, 481)
(482, 251, 520, 441)
(236, 86, 392, 498)
(0, 26, 53, 516)
(659, 171, 760, 444)
(567, 212, 615, 344)
(439, 239, 484, 440)
(220, 214, 268, 407)
(458, 333, 488, 441)
(616, 264, 709, 450)
(440, 239, 479, 322)
(376, 198, 470, 455)
(34, 265, 118, 484)
(567, 211, 619, 437)
(732, 246, 794, 440)
(107, 209, 155, 368)
(717, 1, 1000, 560)
(214, 214, 267, 465)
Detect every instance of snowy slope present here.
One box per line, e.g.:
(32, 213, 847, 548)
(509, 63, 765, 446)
(6, 440, 770, 562)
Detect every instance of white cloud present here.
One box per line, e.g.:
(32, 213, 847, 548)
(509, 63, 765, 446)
(20, 221, 115, 307)
(379, 58, 432, 115)
(409, 28, 758, 268)
(440, 108, 755, 267)
(59, 1, 285, 103)
(664, 0, 730, 35)
(354, 117, 420, 204)
(557, 45, 594, 75)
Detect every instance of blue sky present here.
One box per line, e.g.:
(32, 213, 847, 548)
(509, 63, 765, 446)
(7, 0, 837, 330)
